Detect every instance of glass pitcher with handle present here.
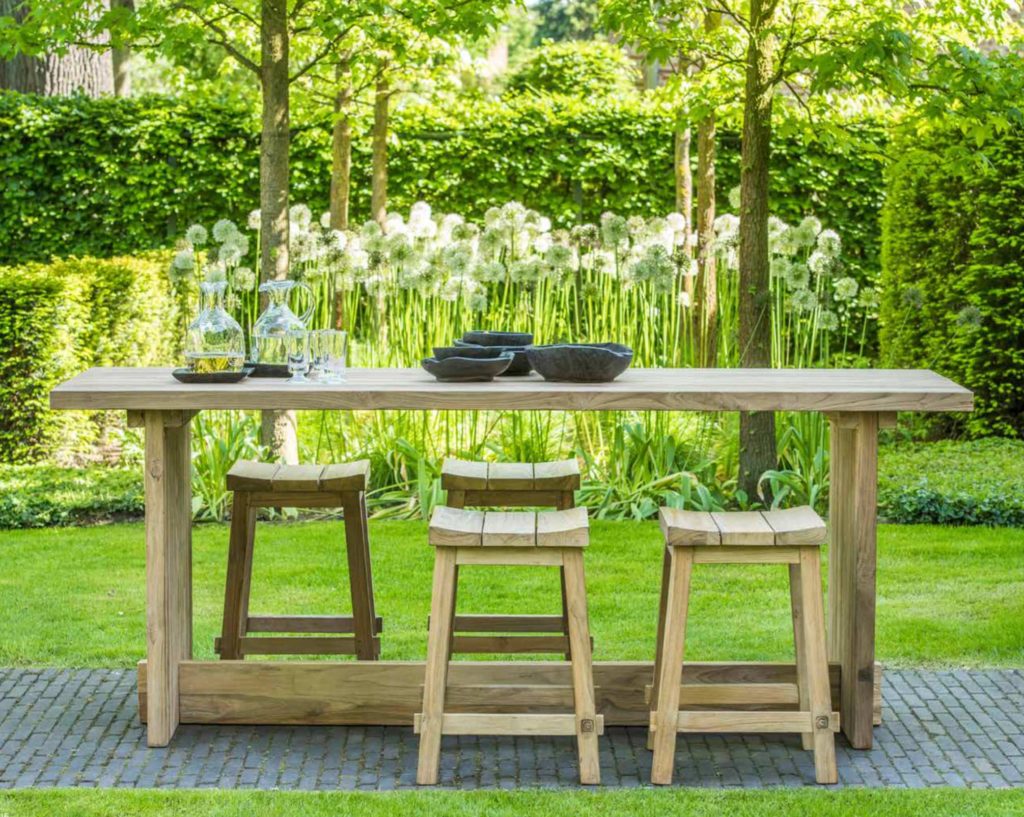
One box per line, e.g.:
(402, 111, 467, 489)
(251, 279, 315, 367)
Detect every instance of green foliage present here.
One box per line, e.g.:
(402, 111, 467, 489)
(1, 92, 887, 286)
(0, 92, 259, 264)
(532, 0, 600, 44)
(0, 253, 177, 463)
(505, 40, 636, 97)
(0, 465, 143, 528)
(878, 439, 1024, 527)
(880, 127, 1024, 437)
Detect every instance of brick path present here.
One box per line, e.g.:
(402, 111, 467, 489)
(0, 668, 1021, 789)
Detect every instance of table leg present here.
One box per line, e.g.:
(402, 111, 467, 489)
(827, 411, 878, 749)
(143, 410, 193, 747)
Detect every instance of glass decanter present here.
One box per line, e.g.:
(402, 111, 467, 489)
(184, 280, 246, 373)
(251, 279, 315, 366)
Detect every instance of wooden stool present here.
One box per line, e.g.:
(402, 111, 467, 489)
(441, 458, 580, 656)
(216, 460, 381, 661)
(649, 506, 838, 785)
(415, 506, 601, 785)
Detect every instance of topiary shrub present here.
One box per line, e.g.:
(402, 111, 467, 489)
(880, 128, 1024, 438)
(505, 40, 639, 98)
(0, 253, 178, 463)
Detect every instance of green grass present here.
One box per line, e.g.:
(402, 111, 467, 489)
(1, 788, 1023, 817)
(0, 520, 1020, 668)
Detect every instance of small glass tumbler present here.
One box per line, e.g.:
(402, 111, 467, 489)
(311, 329, 348, 384)
(285, 329, 310, 383)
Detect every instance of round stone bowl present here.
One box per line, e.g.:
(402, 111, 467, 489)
(525, 343, 634, 383)
(421, 351, 514, 382)
(451, 340, 532, 375)
(461, 330, 534, 348)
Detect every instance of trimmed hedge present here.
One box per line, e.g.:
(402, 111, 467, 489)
(0, 465, 143, 528)
(2, 92, 886, 284)
(880, 128, 1024, 437)
(0, 253, 177, 463)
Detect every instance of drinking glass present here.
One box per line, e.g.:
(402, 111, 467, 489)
(285, 329, 309, 383)
(311, 329, 348, 384)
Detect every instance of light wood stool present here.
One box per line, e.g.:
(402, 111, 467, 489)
(649, 506, 838, 785)
(441, 457, 580, 656)
(216, 460, 381, 661)
(415, 505, 601, 785)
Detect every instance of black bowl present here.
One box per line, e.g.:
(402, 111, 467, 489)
(452, 340, 532, 375)
(433, 345, 510, 361)
(421, 352, 514, 382)
(524, 343, 633, 383)
(461, 330, 534, 348)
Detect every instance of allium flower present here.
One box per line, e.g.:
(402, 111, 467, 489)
(509, 259, 540, 283)
(476, 261, 506, 282)
(452, 223, 478, 242)
(360, 220, 383, 240)
(203, 262, 227, 284)
(545, 244, 573, 270)
(479, 227, 505, 256)
(786, 263, 810, 291)
(570, 223, 599, 249)
(442, 243, 473, 275)
(387, 233, 414, 265)
(289, 204, 312, 228)
(771, 256, 793, 280)
(727, 186, 741, 210)
(410, 201, 432, 223)
(955, 304, 983, 330)
(768, 216, 788, 237)
(483, 207, 502, 228)
(858, 287, 880, 310)
(790, 288, 818, 313)
(534, 233, 553, 254)
(901, 287, 924, 309)
(247, 209, 261, 230)
(500, 201, 527, 229)
(212, 219, 239, 243)
(232, 266, 257, 291)
(817, 229, 841, 258)
(818, 309, 839, 331)
(330, 230, 347, 252)
(713, 213, 739, 238)
(218, 243, 243, 265)
(409, 218, 437, 240)
(666, 212, 686, 233)
(772, 228, 799, 257)
(794, 216, 821, 248)
(626, 215, 647, 240)
(171, 248, 195, 272)
(440, 275, 470, 302)
(348, 249, 370, 270)
(807, 250, 833, 277)
(185, 224, 208, 248)
(537, 216, 552, 233)
(833, 276, 859, 302)
(320, 211, 332, 229)
(600, 212, 629, 249)
(467, 291, 488, 312)
(678, 291, 692, 308)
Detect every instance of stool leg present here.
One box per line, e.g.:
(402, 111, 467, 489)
(651, 547, 693, 785)
(647, 544, 673, 750)
(561, 548, 600, 785)
(417, 546, 458, 785)
(447, 565, 459, 659)
(342, 491, 378, 660)
(799, 546, 838, 784)
(219, 492, 255, 660)
(789, 562, 814, 751)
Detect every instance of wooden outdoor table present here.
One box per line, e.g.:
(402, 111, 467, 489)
(50, 367, 972, 750)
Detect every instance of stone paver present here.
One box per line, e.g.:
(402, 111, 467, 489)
(0, 668, 1021, 789)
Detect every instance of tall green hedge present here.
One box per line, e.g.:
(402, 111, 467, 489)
(880, 129, 1024, 438)
(0, 253, 178, 462)
(1, 92, 886, 283)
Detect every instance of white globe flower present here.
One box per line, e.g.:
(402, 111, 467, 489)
(212, 219, 239, 243)
(833, 276, 859, 302)
(817, 229, 842, 258)
(410, 201, 432, 222)
(537, 216, 552, 233)
(319, 211, 332, 229)
(170, 249, 194, 273)
(289, 204, 312, 228)
(665, 212, 686, 232)
(247, 209, 261, 230)
(184, 224, 208, 248)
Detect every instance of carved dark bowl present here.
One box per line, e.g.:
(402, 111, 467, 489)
(524, 343, 634, 383)
(452, 340, 532, 375)
(461, 330, 534, 348)
(421, 352, 514, 382)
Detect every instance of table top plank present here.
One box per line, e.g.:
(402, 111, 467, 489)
(49, 367, 973, 413)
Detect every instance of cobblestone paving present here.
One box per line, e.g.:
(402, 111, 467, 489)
(0, 668, 1021, 789)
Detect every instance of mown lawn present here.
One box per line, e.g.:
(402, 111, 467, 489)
(0, 520, 1020, 667)
(1, 788, 1023, 817)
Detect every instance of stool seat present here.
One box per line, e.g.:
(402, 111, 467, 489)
(429, 507, 589, 548)
(441, 458, 581, 492)
(659, 506, 826, 547)
(227, 460, 370, 492)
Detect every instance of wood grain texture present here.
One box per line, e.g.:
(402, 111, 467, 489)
(536, 508, 589, 548)
(481, 511, 536, 547)
(138, 659, 849, 726)
(51, 367, 973, 413)
(428, 507, 484, 547)
(710, 511, 775, 545)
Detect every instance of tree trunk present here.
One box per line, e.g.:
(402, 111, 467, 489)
(371, 73, 389, 228)
(258, 0, 297, 463)
(675, 122, 694, 358)
(330, 60, 353, 232)
(694, 111, 717, 367)
(737, 0, 777, 501)
(0, 0, 113, 96)
(111, 0, 134, 96)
